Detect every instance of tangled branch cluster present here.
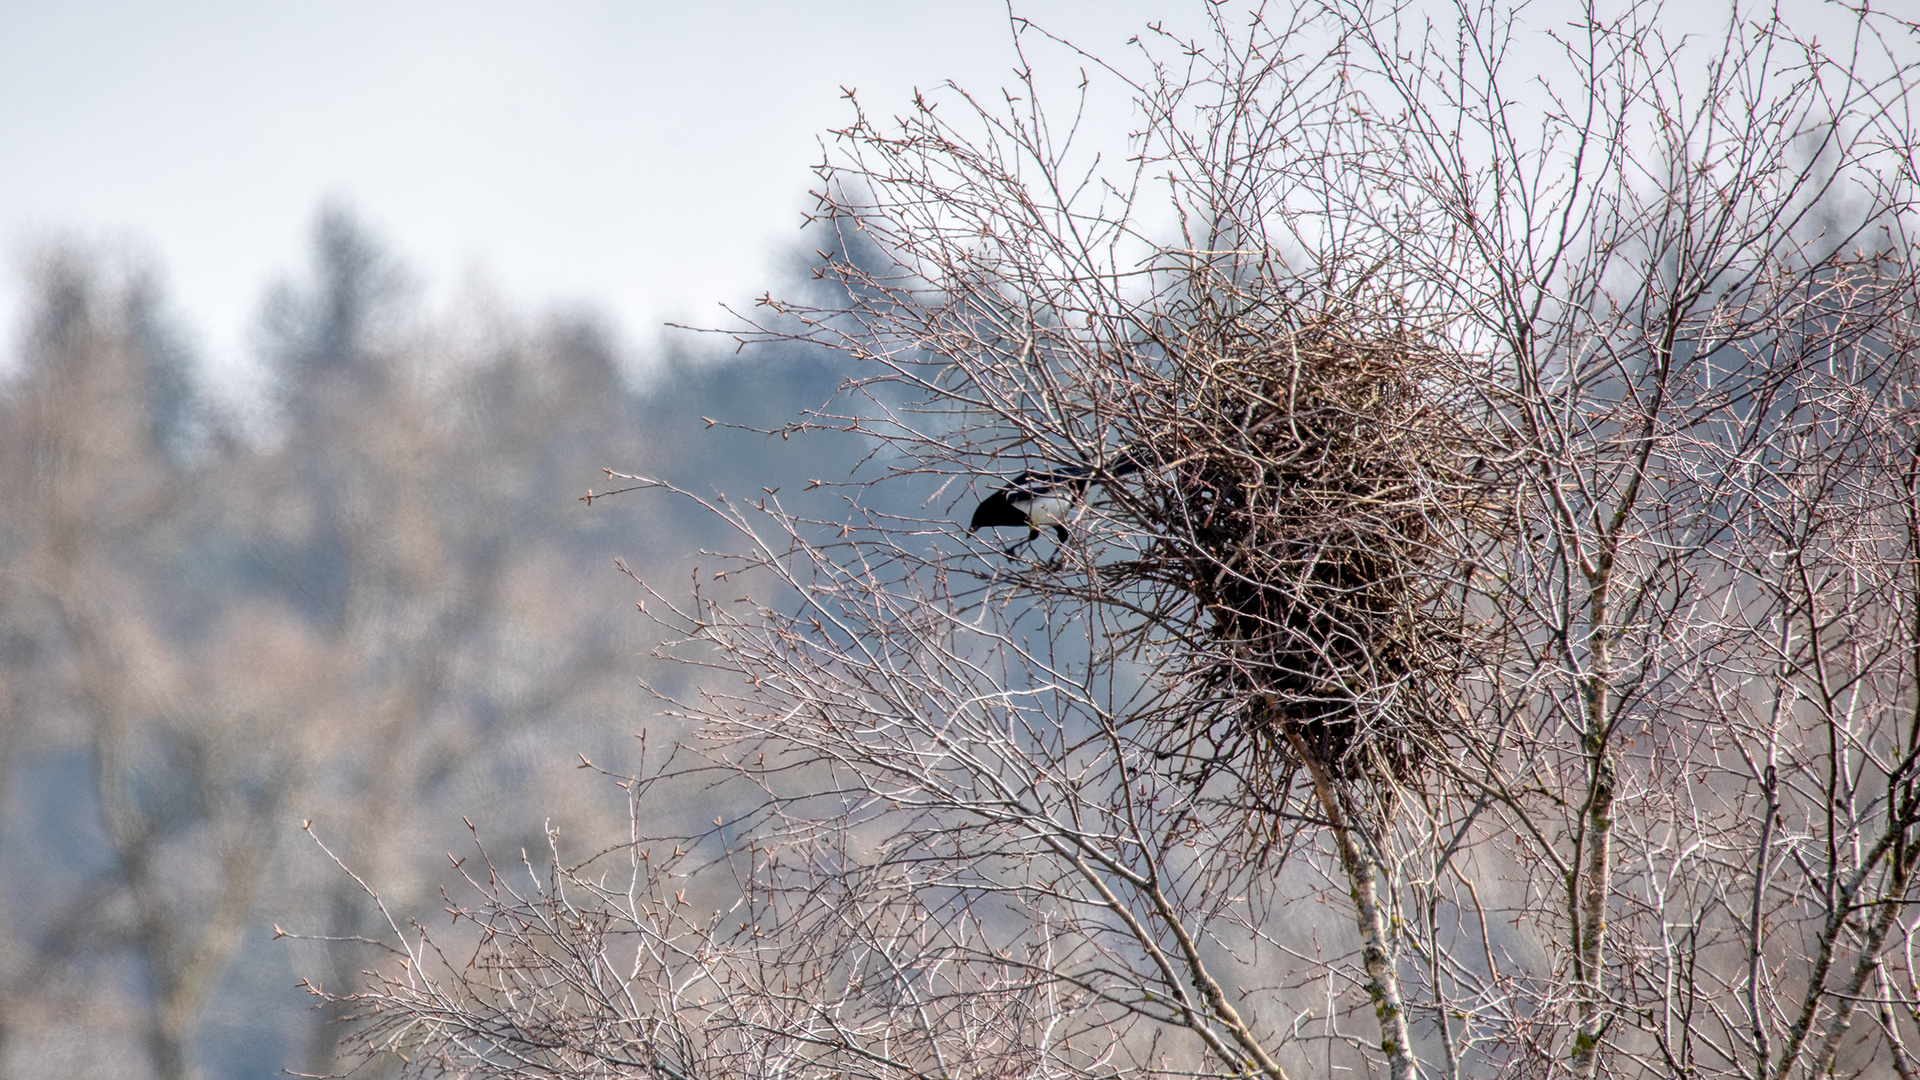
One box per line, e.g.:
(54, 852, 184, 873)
(1105, 286, 1491, 789)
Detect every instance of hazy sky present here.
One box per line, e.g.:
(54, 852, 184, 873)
(0, 1, 1174, 375)
(0, 1, 1871, 381)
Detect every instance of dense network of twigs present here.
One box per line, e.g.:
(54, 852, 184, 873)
(1092, 285, 1493, 791)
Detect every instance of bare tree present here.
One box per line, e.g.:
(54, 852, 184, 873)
(0, 249, 312, 1080)
(320, 3, 1920, 1079)
(246, 209, 659, 1079)
(0, 220, 659, 1079)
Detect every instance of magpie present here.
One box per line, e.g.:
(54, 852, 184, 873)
(968, 447, 1143, 560)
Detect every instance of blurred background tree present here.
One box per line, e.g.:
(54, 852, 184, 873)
(0, 206, 854, 1079)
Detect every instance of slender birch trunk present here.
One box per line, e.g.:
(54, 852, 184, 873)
(1572, 578, 1616, 1080)
(1286, 727, 1418, 1080)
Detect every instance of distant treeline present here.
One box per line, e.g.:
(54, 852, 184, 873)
(0, 206, 856, 1080)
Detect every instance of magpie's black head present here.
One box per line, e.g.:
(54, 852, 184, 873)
(969, 489, 1028, 531)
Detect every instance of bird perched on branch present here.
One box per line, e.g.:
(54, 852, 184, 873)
(969, 447, 1143, 560)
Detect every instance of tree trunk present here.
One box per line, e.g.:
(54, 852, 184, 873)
(1285, 726, 1418, 1080)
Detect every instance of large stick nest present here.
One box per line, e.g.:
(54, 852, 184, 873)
(1106, 306, 1492, 790)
